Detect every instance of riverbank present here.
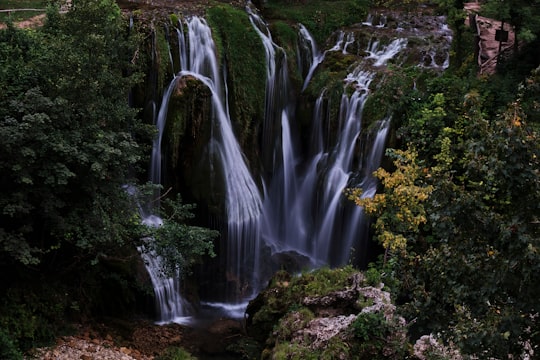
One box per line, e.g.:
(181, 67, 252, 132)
(28, 317, 245, 359)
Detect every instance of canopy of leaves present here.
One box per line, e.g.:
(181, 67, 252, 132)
(352, 63, 539, 357)
(0, 0, 215, 350)
(0, 0, 148, 269)
(481, 0, 540, 42)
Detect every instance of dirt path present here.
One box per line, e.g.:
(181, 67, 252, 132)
(0, 13, 46, 30)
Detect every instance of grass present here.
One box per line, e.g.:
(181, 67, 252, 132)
(0, 0, 48, 23)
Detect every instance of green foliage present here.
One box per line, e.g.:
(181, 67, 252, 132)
(370, 0, 429, 12)
(156, 346, 198, 360)
(0, 283, 71, 351)
(348, 148, 433, 257)
(143, 194, 218, 278)
(0, 0, 149, 268)
(370, 55, 540, 359)
(226, 336, 263, 360)
(248, 266, 358, 340)
(364, 265, 382, 287)
(0, 0, 216, 354)
(481, 0, 540, 43)
(351, 312, 387, 341)
(0, 328, 23, 360)
(263, 0, 369, 44)
(206, 5, 266, 154)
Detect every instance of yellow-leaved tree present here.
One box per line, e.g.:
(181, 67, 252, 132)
(347, 147, 433, 262)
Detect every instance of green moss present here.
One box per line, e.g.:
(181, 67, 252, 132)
(274, 308, 315, 341)
(362, 65, 426, 129)
(262, 0, 369, 44)
(268, 21, 302, 87)
(155, 25, 174, 93)
(248, 266, 358, 339)
(162, 76, 226, 213)
(206, 4, 267, 165)
(166, 76, 212, 170)
(169, 13, 179, 26)
(270, 342, 319, 360)
(320, 337, 352, 359)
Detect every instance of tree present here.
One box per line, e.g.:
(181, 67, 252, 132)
(0, 0, 148, 269)
(347, 148, 433, 262)
(388, 77, 539, 357)
(0, 1, 219, 350)
(482, 0, 540, 49)
(142, 193, 218, 278)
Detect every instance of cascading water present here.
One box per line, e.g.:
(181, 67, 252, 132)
(298, 24, 325, 91)
(139, 215, 193, 324)
(247, 5, 292, 172)
(256, 19, 407, 267)
(248, 7, 296, 244)
(186, 17, 263, 304)
(141, 6, 451, 322)
(138, 26, 193, 324)
(148, 16, 264, 317)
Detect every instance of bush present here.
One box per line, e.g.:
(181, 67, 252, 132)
(0, 328, 23, 360)
(156, 347, 197, 360)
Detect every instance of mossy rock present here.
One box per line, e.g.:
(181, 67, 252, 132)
(245, 267, 358, 342)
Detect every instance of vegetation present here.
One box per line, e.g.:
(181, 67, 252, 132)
(1, 0, 540, 358)
(347, 3, 540, 357)
(246, 266, 411, 359)
(262, 0, 370, 44)
(206, 4, 267, 164)
(481, 0, 540, 45)
(246, 266, 358, 342)
(142, 194, 218, 277)
(0, 0, 215, 353)
(156, 346, 198, 360)
(0, 0, 47, 22)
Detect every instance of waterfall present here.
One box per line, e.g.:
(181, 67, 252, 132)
(257, 22, 406, 267)
(328, 31, 355, 54)
(139, 215, 193, 324)
(141, 7, 450, 321)
(298, 26, 356, 91)
(310, 39, 406, 265)
(248, 6, 316, 265)
(367, 38, 408, 66)
(247, 5, 292, 171)
(137, 24, 194, 324)
(248, 7, 405, 268)
(186, 17, 263, 304)
(298, 24, 325, 91)
(176, 20, 188, 71)
(149, 17, 263, 311)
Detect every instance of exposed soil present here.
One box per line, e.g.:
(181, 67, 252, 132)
(29, 317, 245, 359)
(0, 13, 46, 30)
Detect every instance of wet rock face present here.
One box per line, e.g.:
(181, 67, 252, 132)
(246, 269, 408, 359)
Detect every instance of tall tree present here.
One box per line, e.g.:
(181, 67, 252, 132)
(482, 0, 540, 50)
(0, 0, 148, 270)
